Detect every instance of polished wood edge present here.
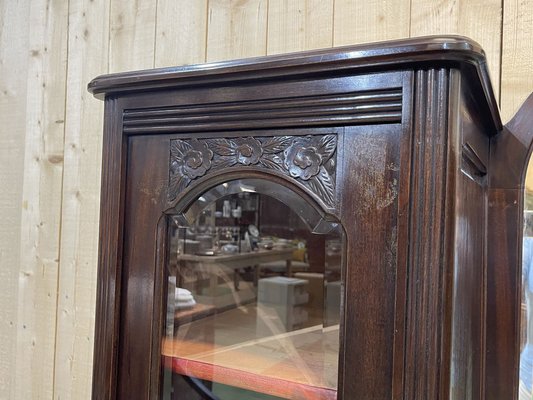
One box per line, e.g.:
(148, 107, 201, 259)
(87, 36, 500, 133)
(462, 142, 487, 176)
(150, 216, 170, 399)
(92, 97, 126, 400)
(88, 36, 482, 93)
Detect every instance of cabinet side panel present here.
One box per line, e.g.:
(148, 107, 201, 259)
(485, 188, 521, 400)
(92, 98, 126, 400)
(448, 69, 489, 400)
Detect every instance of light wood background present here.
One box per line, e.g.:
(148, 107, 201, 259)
(1, 0, 532, 398)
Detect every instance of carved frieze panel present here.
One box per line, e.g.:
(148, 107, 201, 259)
(169, 134, 337, 208)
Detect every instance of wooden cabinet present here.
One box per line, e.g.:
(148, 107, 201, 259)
(88, 36, 533, 399)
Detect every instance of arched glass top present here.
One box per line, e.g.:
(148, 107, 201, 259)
(161, 179, 344, 399)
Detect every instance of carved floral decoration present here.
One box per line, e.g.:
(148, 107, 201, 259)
(170, 139, 213, 180)
(169, 134, 337, 208)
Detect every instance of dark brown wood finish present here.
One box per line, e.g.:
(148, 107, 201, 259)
(449, 68, 491, 399)
(88, 36, 500, 133)
(93, 96, 127, 400)
(404, 68, 453, 399)
(89, 36, 533, 400)
(117, 135, 175, 398)
(339, 122, 407, 398)
(485, 93, 533, 400)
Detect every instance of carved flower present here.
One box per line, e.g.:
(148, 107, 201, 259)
(233, 137, 263, 165)
(171, 138, 213, 179)
(284, 136, 325, 180)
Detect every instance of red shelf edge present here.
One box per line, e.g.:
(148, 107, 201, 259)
(163, 355, 337, 400)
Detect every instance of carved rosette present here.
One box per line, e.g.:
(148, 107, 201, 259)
(169, 134, 337, 208)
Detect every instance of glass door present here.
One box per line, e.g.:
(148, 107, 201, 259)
(160, 179, 344, 399)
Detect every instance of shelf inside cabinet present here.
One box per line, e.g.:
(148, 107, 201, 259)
(162, 305, 339, 399)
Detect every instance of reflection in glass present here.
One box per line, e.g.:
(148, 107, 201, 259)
(161, 180, 343, 399)
(521, 210, 533, 399)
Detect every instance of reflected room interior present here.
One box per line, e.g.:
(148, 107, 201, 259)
(521, 162, 533, 400)
(160, 179, 343, 400)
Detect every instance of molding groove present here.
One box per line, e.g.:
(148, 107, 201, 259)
(124, 89, 402, 133)
(404, 68, 451, 399)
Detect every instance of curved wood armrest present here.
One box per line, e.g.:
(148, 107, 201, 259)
(490, 93, 533, 189)
(507, 93, 533, 151)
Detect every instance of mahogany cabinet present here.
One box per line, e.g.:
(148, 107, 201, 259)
(88, 36, 533, 399)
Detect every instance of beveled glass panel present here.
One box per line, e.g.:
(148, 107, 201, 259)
(161, 180, 344, 399)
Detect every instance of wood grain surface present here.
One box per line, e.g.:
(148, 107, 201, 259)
(267, 0, 334, 55)
(109, 0, 157, 73)
(12, 0, 69, 398)
(3, 1, 533, 399)
(0, 2, 30, 398)
(206, 0, 268, 62)
(53, 1, 110, 399)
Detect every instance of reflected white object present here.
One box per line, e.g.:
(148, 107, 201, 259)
(221, 243, 239, 253)
(231, 206, 242, 218)
(248, 224, 259, 238)
(175, 287, 196, 309)
(257, 277, 309, 332)
(223, 200, 231, 218)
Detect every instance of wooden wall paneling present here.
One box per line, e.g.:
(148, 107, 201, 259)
(333, 0, 410, 46)
(501, 0, 533, 123)
(266, 0, 334, 55)
(409, 0, 502, 100)
(14, 0, 69, 398)
(0, 0, 30, 398)
(53, 0, 110, 398)
(109, 0, 157, 73)
(206, 0, 268, 62)
(155, 0, 208, 67)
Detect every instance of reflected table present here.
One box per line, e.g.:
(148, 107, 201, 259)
(177, 249, 294, 297)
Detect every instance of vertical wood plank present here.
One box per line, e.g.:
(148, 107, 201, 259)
(266, 0, 333, 55)
(409, 0, 502, 100)
(333, 0, 410, 46)
(0, 0, 30, 398)
(501, 0, 533, 122)
(13, 0, 69, 398)
(155, 0, 208, 67)
(53, 0, 110, 398)
(109, 0, 157, 73)
(206, 0, 268, 62)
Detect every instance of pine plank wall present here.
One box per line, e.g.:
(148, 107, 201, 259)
(1, 0, 532, 398)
